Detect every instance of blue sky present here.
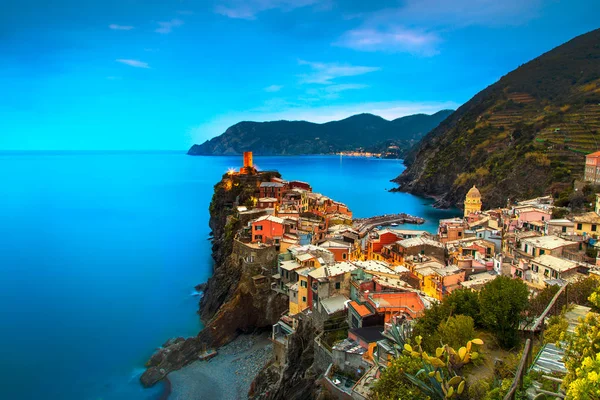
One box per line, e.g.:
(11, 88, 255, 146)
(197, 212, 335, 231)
(1, 0, 598, 150)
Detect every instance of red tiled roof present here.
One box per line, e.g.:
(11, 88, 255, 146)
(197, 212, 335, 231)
(587, 151, 600, 158)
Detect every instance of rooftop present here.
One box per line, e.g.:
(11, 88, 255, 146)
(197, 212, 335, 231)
(260, 182, 285, 188)
(348, 301, 374, 318)
(320, 294, 349, 315)
(254, 215, 284, 224)
(352, 260, 396, 275)
(521, 235, 577, 250)
(398, 237, 444, 249)
(573, 211, 600, 224)
(350, 326, 385, 343)
(309, 262, 357, 279)
(531, 254, 578, 272)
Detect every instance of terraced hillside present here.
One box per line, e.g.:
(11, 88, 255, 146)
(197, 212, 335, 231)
(394, 28, 600, 209)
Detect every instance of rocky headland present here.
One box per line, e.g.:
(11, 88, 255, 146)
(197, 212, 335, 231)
(141, 170, 288, 388)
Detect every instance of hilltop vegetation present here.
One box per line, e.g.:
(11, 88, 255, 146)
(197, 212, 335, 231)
(188, 110, 453, 157)
(395, 28, 600, 208)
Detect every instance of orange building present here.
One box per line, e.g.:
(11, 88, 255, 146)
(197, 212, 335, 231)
(366, 230, 401, 260)
(585, 151, 600, 184)
(251, 215, 285, 243)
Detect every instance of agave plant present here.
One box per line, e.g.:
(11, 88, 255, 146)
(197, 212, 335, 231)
(402, 335, 483, 399)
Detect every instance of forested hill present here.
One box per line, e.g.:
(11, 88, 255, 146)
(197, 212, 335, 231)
(188, 110, 453, 157)
(394, 28, 600, 208)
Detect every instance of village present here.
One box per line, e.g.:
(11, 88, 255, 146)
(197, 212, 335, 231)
(222, 152, 600, 400)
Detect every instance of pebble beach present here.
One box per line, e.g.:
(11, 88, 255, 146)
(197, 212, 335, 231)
(168, 333, 273, 400)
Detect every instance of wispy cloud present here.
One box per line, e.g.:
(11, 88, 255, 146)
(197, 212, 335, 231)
(155, 19, 184, 34)
(335, 27, 439, 55)
(215, 0, 321, 20)
(109, 24, 134, 30)
(264, 85, 283, 92)
(298, 60, 380, 84)
(116, 59, 150, 69)
(336, 0, 542, 54)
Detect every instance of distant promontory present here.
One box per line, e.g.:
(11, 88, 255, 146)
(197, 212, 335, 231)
(188, 110, 453, 158)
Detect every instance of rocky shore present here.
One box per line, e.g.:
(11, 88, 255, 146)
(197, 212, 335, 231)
(168, 333, 272, 400)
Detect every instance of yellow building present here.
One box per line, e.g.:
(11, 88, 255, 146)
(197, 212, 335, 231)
(574, 211, 600, 237)
(464, 185, 482, 217)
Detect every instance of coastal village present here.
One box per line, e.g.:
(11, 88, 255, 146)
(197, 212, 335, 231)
(212, 152, 600, 399)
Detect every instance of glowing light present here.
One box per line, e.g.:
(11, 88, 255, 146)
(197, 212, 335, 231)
(227, 168, 236, 175)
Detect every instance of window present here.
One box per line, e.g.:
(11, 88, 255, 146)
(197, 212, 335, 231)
(532, 264, 538, 272)
(542, 216, 545, 221)
(577, 223, 583, 230)
(540, 249, 545, 255)
(458, 232, 462, 237)
(302, 296, 306, 302)
(255, 225, 263, 231)
(335, 282, 341, 289)
(301, 281, 307, 288)
(562, 226, 567, 233)
(342, 253, 347, 260)
(544, 269, 549, 277)
(593, 225, 597, 232)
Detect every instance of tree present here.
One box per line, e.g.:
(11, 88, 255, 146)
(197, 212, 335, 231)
(479, 276, 529, 349)
(444, 290, 481, 325)
(438, 315, 477, 350)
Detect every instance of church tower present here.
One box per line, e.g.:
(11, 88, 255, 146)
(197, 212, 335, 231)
(464, 185, 482, 217)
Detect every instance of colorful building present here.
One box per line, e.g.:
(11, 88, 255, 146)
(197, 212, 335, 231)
(251, 215, 285, 243)
(464, 185, 482, 217)
(584, 151, 600, 184)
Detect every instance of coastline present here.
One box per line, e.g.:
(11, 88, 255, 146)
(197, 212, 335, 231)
(167, 333, 272, 400)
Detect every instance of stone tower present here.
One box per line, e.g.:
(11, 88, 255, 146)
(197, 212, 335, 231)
(243, 151, 253, 169)
(464, 185, 482, 217)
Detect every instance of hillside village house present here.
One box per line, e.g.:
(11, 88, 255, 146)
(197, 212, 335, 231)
(574, 211, 600, 237)
(546, 219, 576, 236)
(252, 215, 285, 244)
(514, 254, 581, 288)
(584, 151, 600, 183)
(519, 235, 578, 258)
(260, 181, 285, 201)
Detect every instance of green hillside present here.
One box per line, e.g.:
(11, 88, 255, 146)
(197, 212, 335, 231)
(394, 28, 600, 208)
(188, 110, 453, 157)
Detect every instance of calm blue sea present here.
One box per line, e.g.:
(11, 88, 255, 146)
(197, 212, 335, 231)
(0, 153, 458, 400)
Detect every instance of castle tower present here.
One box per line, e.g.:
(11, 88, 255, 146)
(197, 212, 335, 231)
(243, 151, 253, 169)
(464, 185, 482, 217)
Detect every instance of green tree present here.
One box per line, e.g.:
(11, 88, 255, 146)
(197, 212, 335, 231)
(438, 315, 477, 350)
(479, 276, 529, 349)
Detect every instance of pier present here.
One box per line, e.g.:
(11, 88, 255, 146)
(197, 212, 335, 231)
(353, 213, 425, 235)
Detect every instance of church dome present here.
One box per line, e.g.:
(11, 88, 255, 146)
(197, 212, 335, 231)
(466, 185, 481, 199)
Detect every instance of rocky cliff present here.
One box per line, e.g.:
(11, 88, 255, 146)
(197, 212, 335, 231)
(249, 315, 320, 400)
(394, 28, 600, 209)
(188, 110, 453, 158)
(141, 171, 288, 387)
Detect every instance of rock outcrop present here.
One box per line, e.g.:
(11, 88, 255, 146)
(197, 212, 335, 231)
(249, 315, 320, 400)
(141, 171, 288, 387)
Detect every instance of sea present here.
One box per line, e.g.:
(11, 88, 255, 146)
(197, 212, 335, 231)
(0, 152, 459, 400)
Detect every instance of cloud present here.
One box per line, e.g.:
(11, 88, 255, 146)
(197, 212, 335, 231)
(115, 59, 150, 69)
(298, 60, 380, 84)
(264, 85, 283, 92)
(305, 83, 369, 100)
(335, 27, 439, 55)
(155, 19, 184, 34)
(190, 99, 459, 142)
(336, 0, 542, 54)
(109, 24, 134, 30)
(215, 0, 321, 20)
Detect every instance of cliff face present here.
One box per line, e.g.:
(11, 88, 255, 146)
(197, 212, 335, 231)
(188, 110, 453, 158)
(394, 29, 600, 209)
(141, 171, 288, 387)
(249, 316, 319, 400)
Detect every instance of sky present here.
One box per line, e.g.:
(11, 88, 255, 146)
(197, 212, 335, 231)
(1, 0, 598, 150)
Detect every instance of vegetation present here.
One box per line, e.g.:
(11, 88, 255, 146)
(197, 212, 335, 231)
(188, 110, 453, 157)
(396, 28, 600, 208)
(479, 276, 529, 349)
